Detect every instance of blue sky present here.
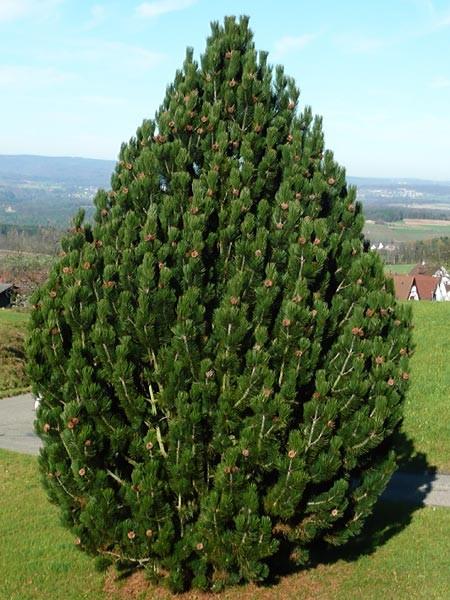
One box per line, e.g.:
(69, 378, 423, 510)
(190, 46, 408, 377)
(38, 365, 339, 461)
(1, 0, 450, 180)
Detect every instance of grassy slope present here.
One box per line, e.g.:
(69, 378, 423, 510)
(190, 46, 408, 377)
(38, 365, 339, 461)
(0, 449, 449, 600)
(0, 309, 30, 398)
(0, 249, 54, 271)
(400, 302, 450, 472)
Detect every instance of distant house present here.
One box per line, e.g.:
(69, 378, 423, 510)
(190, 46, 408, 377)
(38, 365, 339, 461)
(413, 275, 440, 301)
(446, 284, 450, 300)
(409, 263, 437, 277)
(433, 266, 450, 286)
(409, 263, 450, 279)
(406, 264, 450, 301)
(0, 283, 18, 308)
(391, 274, 446, 301)
(435, 280, 450, 301)
(392, 275, 414, 300)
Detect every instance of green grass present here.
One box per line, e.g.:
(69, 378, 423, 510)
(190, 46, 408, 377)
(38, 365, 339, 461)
(0, 308, 30, 398)
(0, 249, 54, 272)
(384, 263, 416, 275)
(330, 503, 450, 600)
(398, 302, 450, 473)
(0, 449, 449, 600)
(0, 308, 30, 327)
(0, 450, 105, 600)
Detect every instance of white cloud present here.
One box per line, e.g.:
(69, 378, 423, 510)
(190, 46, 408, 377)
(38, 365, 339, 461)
(273, 34, 316, 58)
(76, 41, 165, 71)
(431, 75, 450, 89)
(80, 95, 126, 107)
(434, 11, 450, 28)
(333, 34, 388, 53)
(414, 0, 450, 31)
(40, 40, 165, 72)
(84, 4, 106, 29)
(0, 65, 71, 87)
(0, 0, 29, 21)
(0, 0, 61, 23)
(136, 0, 196, 19)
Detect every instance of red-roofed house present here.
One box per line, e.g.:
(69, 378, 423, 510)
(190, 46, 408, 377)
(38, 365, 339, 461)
(392, 275, 414, 301)
(413, 275, 440, 301)
(390, 274, 447, 301)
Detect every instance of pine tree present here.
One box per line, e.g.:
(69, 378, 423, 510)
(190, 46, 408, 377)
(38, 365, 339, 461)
(27, 16, 412, 592)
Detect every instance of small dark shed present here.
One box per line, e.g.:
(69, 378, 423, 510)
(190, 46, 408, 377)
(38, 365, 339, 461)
(0, 283, 18, 308)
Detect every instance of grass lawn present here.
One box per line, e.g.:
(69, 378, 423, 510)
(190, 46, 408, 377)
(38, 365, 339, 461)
(398, 302, 450, 473)
(1, 448, 449, 600)
(0, 449, 105, 600)
(0, 308, 30, 398)
(384, 263, 416, 275)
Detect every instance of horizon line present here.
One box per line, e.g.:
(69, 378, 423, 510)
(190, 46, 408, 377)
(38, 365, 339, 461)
(1, 153, 449, 184)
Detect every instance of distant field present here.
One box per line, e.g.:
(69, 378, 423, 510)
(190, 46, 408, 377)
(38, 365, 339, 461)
(0, 249, 54, 271)
(403, 218, 450, 226)
(384, 263, 415, 274)
(364, 219, 450, 243)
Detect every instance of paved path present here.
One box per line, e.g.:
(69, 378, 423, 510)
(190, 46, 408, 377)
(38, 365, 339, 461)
(382, 471, 450, 508)
(0, 393, 41, 455)
(1, 393, 450, 508)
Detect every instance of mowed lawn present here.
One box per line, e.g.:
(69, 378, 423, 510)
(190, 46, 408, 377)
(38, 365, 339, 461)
(399, 302, 450, 472)
(0, 308, 30, 398)
(1, 448, 449, 600)
(0, 449, 105, 600)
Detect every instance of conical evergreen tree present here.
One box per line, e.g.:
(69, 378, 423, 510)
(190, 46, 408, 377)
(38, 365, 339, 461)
(27, 16, 412, 592)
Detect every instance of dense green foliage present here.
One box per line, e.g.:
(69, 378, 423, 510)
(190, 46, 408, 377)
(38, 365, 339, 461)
(27, 17, 412, 592)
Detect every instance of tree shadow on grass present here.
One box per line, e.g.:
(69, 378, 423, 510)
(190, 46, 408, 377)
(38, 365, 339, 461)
(267, 431, 437, 584)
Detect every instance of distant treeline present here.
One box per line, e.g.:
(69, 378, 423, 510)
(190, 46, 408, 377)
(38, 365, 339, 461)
(378, 236, 450, 265)
(364, 205, 450, 222)
(0, 222, 62, 254)
(2, 223, 450, 267)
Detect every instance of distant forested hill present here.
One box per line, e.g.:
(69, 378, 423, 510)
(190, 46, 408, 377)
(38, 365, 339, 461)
(0, 155, 115, 188)
(0, 155, 116, 227)
(0, 155, 449, 228)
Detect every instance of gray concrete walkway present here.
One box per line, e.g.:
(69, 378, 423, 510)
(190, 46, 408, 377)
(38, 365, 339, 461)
(382, 470, 450, 508)
(0, 393, 41, 455)
(1, 393, 450, 508)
